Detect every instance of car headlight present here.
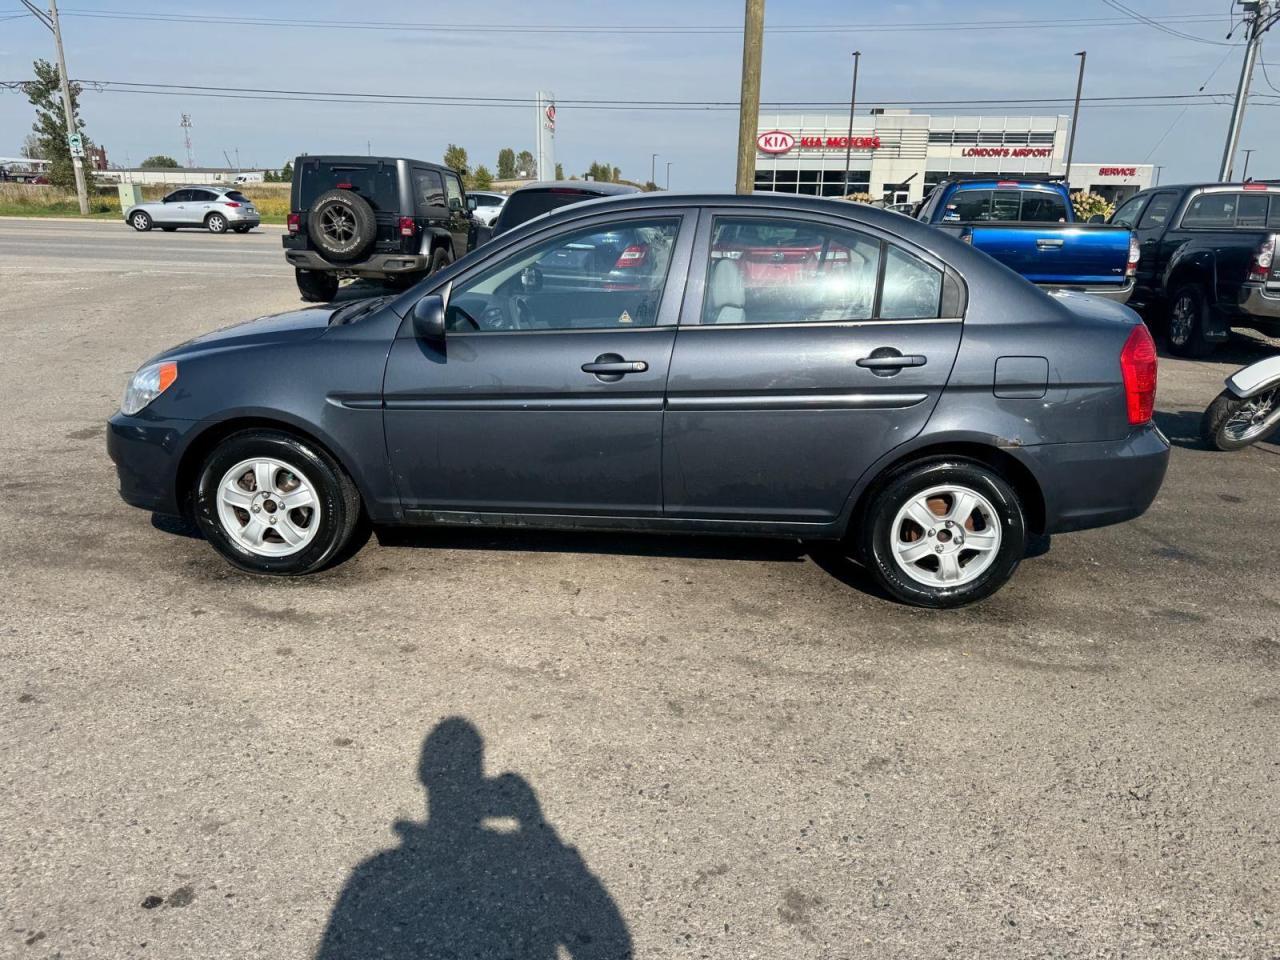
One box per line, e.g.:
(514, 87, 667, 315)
(121, 361, 178, 415)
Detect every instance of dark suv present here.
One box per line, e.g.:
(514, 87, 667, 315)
(283, 155, 473, 301)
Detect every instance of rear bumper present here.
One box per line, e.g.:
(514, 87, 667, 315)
(1236, 283, 1280, 320)
(284, 248, 429, 277)
(1023, 423, 1170, 534)
(1040, 278, 1134, 304)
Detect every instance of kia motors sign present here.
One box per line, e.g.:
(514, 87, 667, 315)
(757, 130, 796, 154)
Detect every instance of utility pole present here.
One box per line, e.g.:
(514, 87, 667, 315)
(1154, 164, 1164, 186)
(734, 0, 765, 193)
(1242, 148, 1256, 179)
(1220, 1, 1279, 181)
(651, 152, 658, 188)
(27, 0, 89, 213)
(181, 113, 194, 167)
(1065, 51, 1086, 179)
(842, 51, 861, 196)
(666, 161, 672, 190)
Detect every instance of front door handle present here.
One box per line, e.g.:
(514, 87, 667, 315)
(582, 359, 648, 375)
(857, 354, 927, 369)
(1036, 237, 1064, 249)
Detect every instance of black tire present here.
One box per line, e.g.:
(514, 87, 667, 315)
(192, 429, 363, 576)
(296, 268, 339, 303)
(232, 224, 251, 233)
(205, 212, 229, 234)
(1201, 388, 1280, 451)
(1166, 283, 1215, 358)
(859, 459, 1026, 608)
(161, 226, 177, 232)
(307, 189, 377, 261)
(129, 211, 152, 232)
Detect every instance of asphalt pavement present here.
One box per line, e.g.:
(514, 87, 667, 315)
(0, 218, 1276, 959)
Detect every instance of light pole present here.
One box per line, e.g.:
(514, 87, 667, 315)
(665, 161, 672, 190)
(843, 51, 861, 196)
(1065, 51, 1086, 179)
(651, 153, 658, 189)
(1154, 165, 1164, 186)
(1242, 148, 1256, 180)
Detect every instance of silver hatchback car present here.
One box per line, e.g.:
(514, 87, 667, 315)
(124, 185, 261, 234)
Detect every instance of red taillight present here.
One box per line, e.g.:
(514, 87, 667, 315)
(1120, 323, 1157, 425)
(398, 216, 415, 237)
(286, 212, 300, 234)
(614, 244, 648, 268)
(223, 201, 241, 208)
(1249, 234, 1276, 280)
(1126, 235, 1140, 278)
(1243, 182, 1268, 191)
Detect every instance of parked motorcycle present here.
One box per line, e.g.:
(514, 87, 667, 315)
(1201, 355, 1280, 450)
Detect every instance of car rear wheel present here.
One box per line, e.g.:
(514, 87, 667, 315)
(295, 268, 340, 303)
(205, 212, 228, 234)
(192, 429, 363, 575)
(160, 226, 177, 232)
(860, 459, 1026, 608)
(232, 224, 251, 233)
(428, 245, 451, 275)
(1166, 284, 1215, 358)
(130, 211, 152, 231)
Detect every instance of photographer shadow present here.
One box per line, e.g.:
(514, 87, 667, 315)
(315, 718, 632, 960)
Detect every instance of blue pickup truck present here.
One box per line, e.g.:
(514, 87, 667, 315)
(915, 176, 1137, 302)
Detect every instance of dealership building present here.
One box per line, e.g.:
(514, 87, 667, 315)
(755, 110, 1153, 205)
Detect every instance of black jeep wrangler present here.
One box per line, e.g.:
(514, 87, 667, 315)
(282, 155, 474, 301)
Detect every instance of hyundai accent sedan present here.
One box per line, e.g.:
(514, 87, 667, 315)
(107, 192, 1169, 607)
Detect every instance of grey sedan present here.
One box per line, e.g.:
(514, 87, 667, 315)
(106, 192, 1168, 607)
(124, 185, 261, 234)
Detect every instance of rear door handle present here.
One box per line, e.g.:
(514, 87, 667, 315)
(581, 360, 648, 374)
(857, 354, 927, 369)
(1036, 238, 1064, 248)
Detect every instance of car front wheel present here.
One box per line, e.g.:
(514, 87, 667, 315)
(860, 459, 1026, 608)
(192, 429, 363, 575)
(130, 211, 152, 231)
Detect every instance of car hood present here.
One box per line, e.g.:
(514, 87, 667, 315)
(153, 305, 336, 362)
(1047, 289, 1142, 326)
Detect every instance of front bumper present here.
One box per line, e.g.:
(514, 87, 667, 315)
(1041, 277, 1134, 304)
(1023, 423, 1170, 535)
(284, 249, 429, 277)
(106, 412, 201, 515)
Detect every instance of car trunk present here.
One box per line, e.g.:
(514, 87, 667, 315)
(295, 158, 406, 252)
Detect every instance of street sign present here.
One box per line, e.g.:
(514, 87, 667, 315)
(67, 132, 83, 159)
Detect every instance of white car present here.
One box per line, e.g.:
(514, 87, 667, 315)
(124, 185, 261, 234)
(467, 191, 507, 227)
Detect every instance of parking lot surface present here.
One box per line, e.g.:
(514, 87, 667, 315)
(1, 218, 1276, 959)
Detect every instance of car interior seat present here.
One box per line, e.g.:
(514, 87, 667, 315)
(706, 258, 746, 324)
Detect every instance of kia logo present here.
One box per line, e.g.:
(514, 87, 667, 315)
(756, 130, 796, 155)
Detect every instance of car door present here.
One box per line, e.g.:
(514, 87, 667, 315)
(383, 209, 695, 518)
(442, 173, 470, 258)
(1132, 190, 1180, 295)
(188, 188, 218, 225)
(159, 189, 190, 224)
(662, 210, 964, 524)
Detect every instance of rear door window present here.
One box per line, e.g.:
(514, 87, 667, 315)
(1180, 193, 1238, 228)
(299, 161, 397, 212)
(412, 169, 445, 215)
(190, 189, 218, 203)
(880, 245, 944, 319)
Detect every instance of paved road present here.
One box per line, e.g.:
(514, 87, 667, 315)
(1, 219, 1276, 959)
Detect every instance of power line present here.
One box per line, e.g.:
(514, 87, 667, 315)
(2, 6, 1231, 35)
(1099, 0, 1240, 46)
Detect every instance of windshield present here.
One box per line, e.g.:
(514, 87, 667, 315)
(942, 188, 1068, 223)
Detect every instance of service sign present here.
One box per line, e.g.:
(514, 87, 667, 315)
(756, 130, 796, 154)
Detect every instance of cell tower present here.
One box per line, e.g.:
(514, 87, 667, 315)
(180, 113, 194, 168)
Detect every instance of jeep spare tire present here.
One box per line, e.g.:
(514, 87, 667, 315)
(308, 189, 377, 262)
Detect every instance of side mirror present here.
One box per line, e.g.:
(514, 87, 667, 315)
(412, 294, 446, 341)
(466, 196, 478, 211)
(1088, 213, 1106, 224)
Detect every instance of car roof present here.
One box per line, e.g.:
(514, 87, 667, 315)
(294, 155, 454, 173)
(508, 180, 641, 196)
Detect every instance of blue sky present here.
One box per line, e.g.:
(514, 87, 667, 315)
(2, 1, 1276, 186)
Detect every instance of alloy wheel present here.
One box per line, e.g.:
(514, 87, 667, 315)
(215, 457, 321, 558)
(320, 205, 356, 244)
(890, 484, 1003, 587)
(1169, 294, 1194, 345)
(1224, 388, 1280, 443)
